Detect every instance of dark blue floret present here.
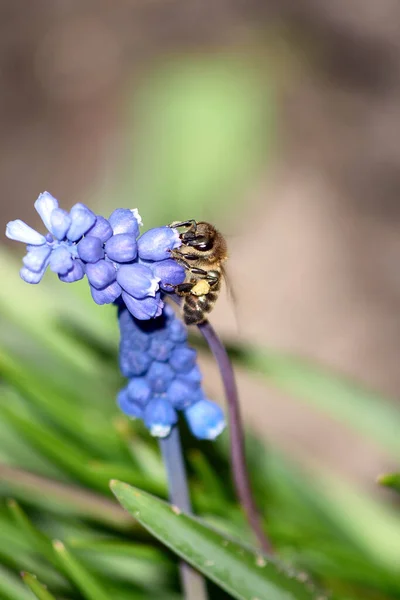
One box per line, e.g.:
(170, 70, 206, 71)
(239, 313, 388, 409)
(117, 305, 225, 439)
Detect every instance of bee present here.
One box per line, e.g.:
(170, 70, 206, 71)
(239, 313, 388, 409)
(168, 220, 228, 325)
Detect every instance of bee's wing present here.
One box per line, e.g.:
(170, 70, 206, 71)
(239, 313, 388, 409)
(221, 264, 240, 331)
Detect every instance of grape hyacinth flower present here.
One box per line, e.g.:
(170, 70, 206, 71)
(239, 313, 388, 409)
(5, 191, 226, 442)
(5, 192, 186, 321)
(117, 303, 225, 439)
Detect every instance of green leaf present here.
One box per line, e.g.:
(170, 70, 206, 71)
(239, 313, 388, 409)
(378, 473, 400, 494)
(228, 345, 400, 458)
(110, 480, 320, 600)
(52, 541, 109, 600)
(0, 565, 33, 600)
(21, 573, 57, 600)
(8, 500, 56, 566)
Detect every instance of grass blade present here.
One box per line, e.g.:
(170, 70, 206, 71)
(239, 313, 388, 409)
(111, 480, 321, 600)
(21, 573, 57, 600)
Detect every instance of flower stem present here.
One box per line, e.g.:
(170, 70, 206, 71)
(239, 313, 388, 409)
(198, 321, 274, 555)
(159, 427, 208, 600)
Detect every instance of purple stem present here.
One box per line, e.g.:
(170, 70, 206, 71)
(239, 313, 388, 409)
(159, 427, 208, 600)
(198, 320, 273, 555)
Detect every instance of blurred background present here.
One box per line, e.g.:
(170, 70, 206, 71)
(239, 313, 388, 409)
(2, 0, 400, 487)
(2, 2, 400, 599)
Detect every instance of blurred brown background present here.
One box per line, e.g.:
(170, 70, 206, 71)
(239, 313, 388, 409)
(2, 0, 400, 489)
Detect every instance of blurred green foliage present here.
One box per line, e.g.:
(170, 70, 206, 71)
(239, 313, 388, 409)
(1, 50, 400, 599)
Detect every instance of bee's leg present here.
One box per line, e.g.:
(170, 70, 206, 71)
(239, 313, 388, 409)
(205, 270, 220, 286)
(173, 282, 197, 297)
(168, 250, 194, 270)
(168, 220, 197, 231)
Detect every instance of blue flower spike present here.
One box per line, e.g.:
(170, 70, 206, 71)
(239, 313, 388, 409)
(118, 305, 226, 440)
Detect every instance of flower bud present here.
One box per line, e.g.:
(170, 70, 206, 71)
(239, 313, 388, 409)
(50, 208, 72, 240)
(34, 191, 59, 232)
(117, 264, 160, 299)
(77, 236, 105, 263)
(67, 203, 96, 242)
(185, 399, 225, 440)
(137, 227, 181, 261)
(49, 246, 73, 275)
(105, 234, 138, 263)
(87, 216, 113, 242)
(86, 260, 116, 289)
(109, 208, 141, 237)
(90, 280, 121, 305)
(144, 397, 178, 438)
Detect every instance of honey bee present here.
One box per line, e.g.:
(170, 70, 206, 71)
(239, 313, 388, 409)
(168, 220, 228, 325)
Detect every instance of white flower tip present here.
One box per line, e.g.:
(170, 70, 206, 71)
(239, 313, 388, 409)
(206, 421, 225, 440)
(148, 276, 161, 297)
(131, 208, 143, 226)
(150, 424, 172, 438)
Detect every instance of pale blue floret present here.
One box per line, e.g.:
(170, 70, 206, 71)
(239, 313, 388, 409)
(22, 245, 51, 272)
(85, 260, 116, 289)
(109, 208, 141, 237)
(6, 220, 46, 245)
(66, 204, 96, 242)
(34, 191, 59, 233)
(50, 208, 72, 240)
(122, 292, 164, 320)
(77, 236, 105, 263)
(184, 399, 226, 440)
(105, 233, 138, 263)
(138, 227, 181, 261)
(117, 264, 160, 299)
(90, 281, 122, 305)
(144, 397, 178, 438)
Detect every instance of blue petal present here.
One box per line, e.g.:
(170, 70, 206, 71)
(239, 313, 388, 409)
(49, 246, 73, 275)
(127, 377, 152, 405)
(148, 337, 174, 362)
(181, 365, 202, 387)
(184, 399, 225, 440)
(119, 346, 152, 377)
(6, 220, 46, 245)
(137, 227, 181, 261)
(20, 265, 47, 284)
(150, 258, 186, 291)
(86, 259, 116, 289)
(105, 233, 137, 263)
(67, 203, 96, 241)
(122, 292, 164, 320)
(87, 216, 113, 242)
(34, 191, 59, 232)
(167, 317, 187, 343)
(50, 208, 72, 240)
(22, 245, 51, 272)
(117, 264, 160, 299)
(77, 236, 105, 263)
(90, 280, 121, 305)
(144, 397, 177, 438)
(59, 259, 85, 283)
(146, 361, 175, 393)
(109, 208, 141, 237)
(117, 388, 143, 419)
(167, 378, 201, 410)
(169, 346, 197, 373)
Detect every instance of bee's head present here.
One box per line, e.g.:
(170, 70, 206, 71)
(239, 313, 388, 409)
(180, 222, 216, 251)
